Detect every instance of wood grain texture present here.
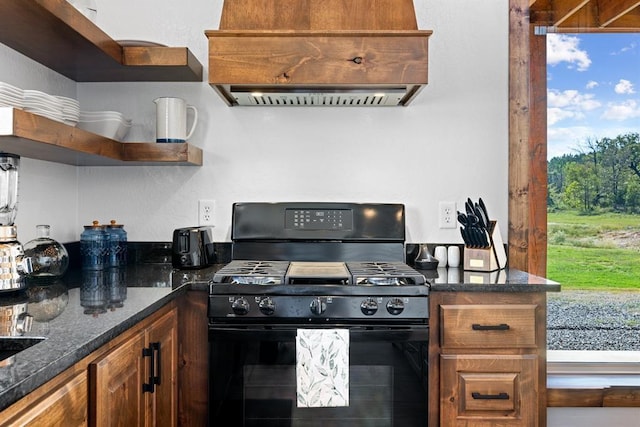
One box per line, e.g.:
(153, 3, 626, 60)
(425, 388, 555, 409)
(0, 303, 178, 426)
(218, 0, 419, 31)
(508, 0, 531, 273)
(0, 0, 202, 81)
(528, 25, 549, 277)
(429, 291, 548, 426)
(209, 34, 429, 85)
(441, 304, 538, 349)
(0, 108, 202, 166)
(530, 0, 640, 31)
(90, 330, 146, 427)
(0, 370, 88, 427)
(90, 305, 178, 427)
(441, 354, 538, 426)
(208, 0, 431, 106)
(148, 308, 179, 427)
(176, 291, 209, 427)
(548, 385, 640, 407)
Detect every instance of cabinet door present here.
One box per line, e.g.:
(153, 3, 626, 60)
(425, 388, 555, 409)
(146, 308, 178, 427)
(90, 330, 146, 427)
(1, 371, 88, 427)
(440, 354, 538, 426)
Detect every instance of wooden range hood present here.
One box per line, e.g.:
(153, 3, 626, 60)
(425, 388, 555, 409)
(205, 0, 432, 106)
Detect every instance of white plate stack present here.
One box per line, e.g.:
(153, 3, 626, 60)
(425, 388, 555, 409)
(77, 110, 132, 141)
(23, 89, 66, 123)
(0, 82, 24, 109)
(55, 95, 81, 126)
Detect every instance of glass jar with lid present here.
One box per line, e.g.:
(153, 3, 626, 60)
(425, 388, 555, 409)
(105, 220, 127, 268)
(80, 221, 108, 270)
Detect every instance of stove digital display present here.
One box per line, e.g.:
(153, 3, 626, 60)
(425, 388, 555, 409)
(285, 208, 353, 230)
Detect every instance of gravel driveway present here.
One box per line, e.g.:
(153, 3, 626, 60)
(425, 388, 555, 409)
(547, 290, 640, 351)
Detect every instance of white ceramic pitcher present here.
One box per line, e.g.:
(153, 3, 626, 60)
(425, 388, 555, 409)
(154, 97, 198, 143)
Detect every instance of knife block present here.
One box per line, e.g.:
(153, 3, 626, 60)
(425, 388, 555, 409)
(463, 220, 507, 272)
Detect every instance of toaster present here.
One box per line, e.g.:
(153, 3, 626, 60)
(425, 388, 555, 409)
(172, 226, 215, 269)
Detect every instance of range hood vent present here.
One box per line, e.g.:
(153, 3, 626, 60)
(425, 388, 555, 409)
(205, 0, 432, 107)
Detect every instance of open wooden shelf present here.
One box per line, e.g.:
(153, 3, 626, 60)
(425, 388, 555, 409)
(0, 0, 203, 82)
(0, 108, 202, 166)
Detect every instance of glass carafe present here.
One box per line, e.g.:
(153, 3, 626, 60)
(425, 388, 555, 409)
(23, 225, 69, 281)
(0, 153, 19, 226)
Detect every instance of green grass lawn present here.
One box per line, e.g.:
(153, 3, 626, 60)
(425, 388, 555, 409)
(547, 211, 640, 290)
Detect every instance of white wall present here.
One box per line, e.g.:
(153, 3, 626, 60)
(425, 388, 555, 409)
(0, 44, 79, 243)
(1, 0, 510, 244)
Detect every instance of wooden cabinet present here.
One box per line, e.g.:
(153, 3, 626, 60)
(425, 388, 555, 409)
(0, 0, 203, 166)
(90, 306, 178, 427)
(429, 292, 548, 427)
(0, 303, 178, 427)
(0, 369, 88, 427)
(91, 330, 146, 426)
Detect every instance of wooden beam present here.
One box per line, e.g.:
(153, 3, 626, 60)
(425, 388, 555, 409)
(529, 26, 548, 277)
(509, 0, 532, 273)
(551, 0, 590, 26)
(530, 0, 590, 27)
(599, 0, 640, 27)
(530, 0, 640, 32)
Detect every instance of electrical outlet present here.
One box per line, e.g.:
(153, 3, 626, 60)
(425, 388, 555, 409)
(438, 201, 457, 229)
(198, 199, 215, 226)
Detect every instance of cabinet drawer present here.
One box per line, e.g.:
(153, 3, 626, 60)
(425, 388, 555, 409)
(440, 354, 538, 426)
(440, 304, 537, 349)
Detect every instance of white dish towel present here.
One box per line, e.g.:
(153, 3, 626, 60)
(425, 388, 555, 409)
(296, 328, 349, 408)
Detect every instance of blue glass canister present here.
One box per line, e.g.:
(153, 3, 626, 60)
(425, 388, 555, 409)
(80, 221, 108, 270)
(106, 220, 127, 268)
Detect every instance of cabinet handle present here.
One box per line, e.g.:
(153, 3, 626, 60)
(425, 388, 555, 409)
(142, 342, 161, 393)
(151, 342, 162, 386)
(472, 392, 510, 400)
(471, 323, 510, 331)
(142, 345, 155, 393)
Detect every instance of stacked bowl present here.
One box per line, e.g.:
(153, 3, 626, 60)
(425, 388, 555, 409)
(77, 110, 132, 141)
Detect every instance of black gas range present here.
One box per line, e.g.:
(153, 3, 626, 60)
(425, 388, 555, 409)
(208, 202, 430, 324)
(207, 203, 430, 426)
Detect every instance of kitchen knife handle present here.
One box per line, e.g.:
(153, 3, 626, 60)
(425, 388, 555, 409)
(472, 323, 510, 331)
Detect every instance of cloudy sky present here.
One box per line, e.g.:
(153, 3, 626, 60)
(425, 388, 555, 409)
(547, 33, 640, 159)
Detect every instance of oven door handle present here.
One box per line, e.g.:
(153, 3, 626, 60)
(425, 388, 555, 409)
(209, 324, 429, 342)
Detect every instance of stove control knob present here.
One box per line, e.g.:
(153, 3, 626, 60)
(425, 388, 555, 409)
(309, 297, 327, 315)
(258, 297, 276, 316)
(231, 297, 250, 315)
(386, 298, 405, 315)
(360, 298, 378, 315)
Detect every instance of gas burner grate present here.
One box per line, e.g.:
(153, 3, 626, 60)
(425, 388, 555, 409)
(213, 260, 289, 284)
(347, 261, 426, 286)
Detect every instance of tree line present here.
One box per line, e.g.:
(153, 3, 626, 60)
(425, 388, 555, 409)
(548, 132, 640, 212)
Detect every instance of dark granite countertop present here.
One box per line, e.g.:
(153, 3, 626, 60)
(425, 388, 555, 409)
(417, 267, 561, 292)
(0, 258, 558, 413)
(0, 263, 194, 412)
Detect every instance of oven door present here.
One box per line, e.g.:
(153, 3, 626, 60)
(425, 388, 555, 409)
(208, 323, 429, 427)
